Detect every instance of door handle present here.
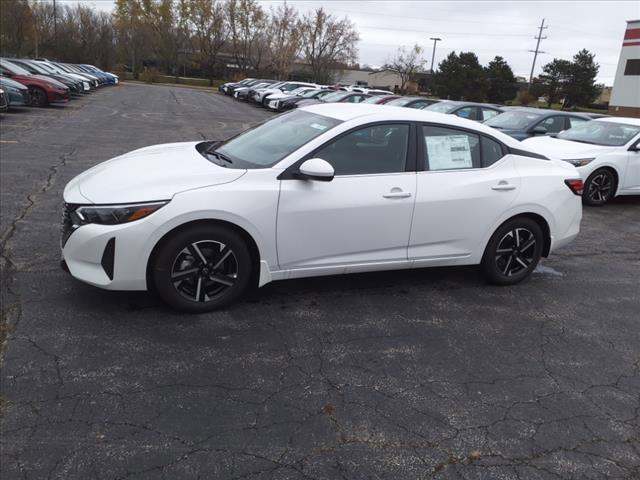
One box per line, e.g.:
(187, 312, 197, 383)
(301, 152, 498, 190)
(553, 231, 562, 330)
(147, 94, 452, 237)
(492, 181, 516, 191)
(383, 189, 412, 199)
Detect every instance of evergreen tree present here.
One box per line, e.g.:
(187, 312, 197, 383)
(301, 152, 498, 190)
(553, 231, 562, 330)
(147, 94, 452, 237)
(485, 56, 517, 104)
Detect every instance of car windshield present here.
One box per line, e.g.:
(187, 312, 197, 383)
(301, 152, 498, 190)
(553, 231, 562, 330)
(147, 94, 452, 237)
(386, 97, 415, 107)
(2, 60, 32, 76)
(321, 91, 351, 102)
(425, 102, 457, 113)
(214, 110, 342, 168)
(557, 121, 640, 146)
(281, 83, 305, 92)
(301, 89, 325, 98)
(34, 62, 56, 73)
(361, 96, 385, 104)
(485, 110, 542, 129)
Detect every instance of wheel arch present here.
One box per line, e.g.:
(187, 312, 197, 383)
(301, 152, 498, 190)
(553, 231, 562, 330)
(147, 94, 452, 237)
(487, 212, 552, 258)
(145, 218, 262, 291)
(587, 165, 620, 195)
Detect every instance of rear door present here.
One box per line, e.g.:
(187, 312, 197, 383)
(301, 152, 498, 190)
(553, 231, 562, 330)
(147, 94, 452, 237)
(409, 124, 521, 261)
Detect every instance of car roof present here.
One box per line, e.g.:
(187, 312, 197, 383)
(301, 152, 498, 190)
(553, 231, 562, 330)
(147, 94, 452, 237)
(595, 116, 640, 126)
(507, 107, 591, 118)
(300, 103, 523, 147)
(437, 100, 503, 108)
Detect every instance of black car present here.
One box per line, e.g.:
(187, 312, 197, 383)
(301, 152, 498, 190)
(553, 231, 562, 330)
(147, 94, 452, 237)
(234, 80, 278, 101)
(484, 107, 593, 140)
(273, 88, 335, 111)
(226, 78, 269, 97)
(385, 96, 441, 109)
(423, 101, 504, 122)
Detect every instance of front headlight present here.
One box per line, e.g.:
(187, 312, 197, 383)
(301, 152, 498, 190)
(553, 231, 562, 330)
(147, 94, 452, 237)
(7, 86, 21, 94)
(70, 201, 168, 226)
(563, 158, 595, 167)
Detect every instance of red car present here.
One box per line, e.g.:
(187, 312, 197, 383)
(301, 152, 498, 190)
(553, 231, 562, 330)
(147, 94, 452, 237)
(361, 95, 402, 105)
(0, 58, 70, 107)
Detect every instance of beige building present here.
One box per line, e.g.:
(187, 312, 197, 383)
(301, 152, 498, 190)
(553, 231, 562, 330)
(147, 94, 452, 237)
(367, 69, 419, 93)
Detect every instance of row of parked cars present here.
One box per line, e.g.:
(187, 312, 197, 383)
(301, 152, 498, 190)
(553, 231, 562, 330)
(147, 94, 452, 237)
(0, 57, 119, 110)
(218, 77, 638, 207)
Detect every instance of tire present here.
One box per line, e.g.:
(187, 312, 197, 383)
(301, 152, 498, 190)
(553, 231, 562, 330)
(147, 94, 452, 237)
(583, 168, 616, 206)
(481, 217, 544, 285)
(151, 225, 253, 313)
(29, 86, 48, 107)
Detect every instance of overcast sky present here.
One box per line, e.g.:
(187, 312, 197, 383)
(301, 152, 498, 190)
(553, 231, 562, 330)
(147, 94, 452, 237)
(68, 0, 639, 85)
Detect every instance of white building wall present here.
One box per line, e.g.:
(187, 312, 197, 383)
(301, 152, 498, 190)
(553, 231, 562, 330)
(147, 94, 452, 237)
(609, 20, 640, 116)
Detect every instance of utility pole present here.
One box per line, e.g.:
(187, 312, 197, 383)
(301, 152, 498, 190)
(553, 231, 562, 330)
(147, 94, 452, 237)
(528, 18, 548, 89)
(53, 0, 58, 58)
(429, 37, 442, 74)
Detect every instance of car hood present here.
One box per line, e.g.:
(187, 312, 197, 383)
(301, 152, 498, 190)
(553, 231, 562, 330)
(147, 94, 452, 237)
(522, 136, 613, 159)
(64, 142, 246, 204)
(0, 78, 28, 90)
(268, 92, 298, 101)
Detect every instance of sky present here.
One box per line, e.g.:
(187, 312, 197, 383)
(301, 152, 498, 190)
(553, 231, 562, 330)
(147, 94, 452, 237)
(63, 0, 640, 85)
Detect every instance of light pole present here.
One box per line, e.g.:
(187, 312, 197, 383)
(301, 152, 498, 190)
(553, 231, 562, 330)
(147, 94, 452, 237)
(429, 37, 442, 74)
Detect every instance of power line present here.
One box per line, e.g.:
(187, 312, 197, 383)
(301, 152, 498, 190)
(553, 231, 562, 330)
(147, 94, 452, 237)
(360, 24, 532, 37)
(528, 18, 548, 87)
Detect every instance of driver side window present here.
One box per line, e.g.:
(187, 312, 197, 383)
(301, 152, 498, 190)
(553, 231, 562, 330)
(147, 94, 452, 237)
(538, 116, 565, 133)
(313, 124, 410, 176)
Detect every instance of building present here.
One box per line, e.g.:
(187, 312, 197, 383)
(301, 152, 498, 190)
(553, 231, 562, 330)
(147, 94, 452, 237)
(609, 19, 640, 117)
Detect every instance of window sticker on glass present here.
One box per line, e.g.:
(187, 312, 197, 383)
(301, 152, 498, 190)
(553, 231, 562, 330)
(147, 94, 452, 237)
(425, 135, 473, 170)
(310, 123, 328, 130)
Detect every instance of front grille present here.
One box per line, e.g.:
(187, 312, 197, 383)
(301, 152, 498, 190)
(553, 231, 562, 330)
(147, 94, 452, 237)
(61, 203, 77, 248)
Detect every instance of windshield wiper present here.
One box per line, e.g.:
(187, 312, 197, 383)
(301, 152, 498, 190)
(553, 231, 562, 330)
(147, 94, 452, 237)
(209, 150, 233, 164)
(563, 139, 597, 145)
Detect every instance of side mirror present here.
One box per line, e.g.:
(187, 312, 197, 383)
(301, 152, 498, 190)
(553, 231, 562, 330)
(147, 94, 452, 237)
(531, 126, 548, 135)
(296, 158, 334, 182)
(629, 144, 640, 152)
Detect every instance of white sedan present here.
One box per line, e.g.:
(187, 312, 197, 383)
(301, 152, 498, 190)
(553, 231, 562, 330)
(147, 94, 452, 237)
(523, 117, 640, 205)
(61, 105, 583, 312)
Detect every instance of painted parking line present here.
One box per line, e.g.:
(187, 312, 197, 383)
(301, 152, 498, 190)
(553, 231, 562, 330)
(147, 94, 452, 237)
(0, 140, 19, 143)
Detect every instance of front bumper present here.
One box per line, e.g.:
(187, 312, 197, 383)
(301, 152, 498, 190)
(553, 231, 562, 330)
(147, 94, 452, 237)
(61, 219, 151, 290)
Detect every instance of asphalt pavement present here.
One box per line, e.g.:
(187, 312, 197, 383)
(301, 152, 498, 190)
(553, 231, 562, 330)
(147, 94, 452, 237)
(0, 84, 639, 479)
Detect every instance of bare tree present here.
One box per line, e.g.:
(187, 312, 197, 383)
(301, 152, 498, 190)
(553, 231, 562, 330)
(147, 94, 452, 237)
(267, 2, 300, 80)
(300, 8, 359, 84)
(0, 0, 34, 57)
(180, 0, 226, 85)
(226, 0, 267, 75)
(384, 44, 425, 93)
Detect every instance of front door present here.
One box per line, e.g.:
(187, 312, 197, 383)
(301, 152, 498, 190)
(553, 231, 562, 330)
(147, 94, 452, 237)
(277, 123, 416, 272)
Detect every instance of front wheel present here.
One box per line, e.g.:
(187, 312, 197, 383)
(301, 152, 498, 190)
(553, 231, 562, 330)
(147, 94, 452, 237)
(29, 87, 48, 107)
(481, 217, 543, 285)
(152, 225, 253, 312)
(583, 168, 616, 206)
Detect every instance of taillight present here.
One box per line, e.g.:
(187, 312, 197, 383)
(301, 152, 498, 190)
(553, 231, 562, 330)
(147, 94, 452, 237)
(565, 179, 584, 196)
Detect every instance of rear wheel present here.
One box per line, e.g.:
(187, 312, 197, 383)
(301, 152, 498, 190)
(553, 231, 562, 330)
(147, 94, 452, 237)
(152, 225, 253, 312)
(481, 217, 543, 285)
(583, 168, 616, 206)
(29, 87, 48, 107)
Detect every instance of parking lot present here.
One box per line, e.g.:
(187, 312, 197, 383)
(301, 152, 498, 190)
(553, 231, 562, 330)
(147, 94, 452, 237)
(1, 84, 639, 479)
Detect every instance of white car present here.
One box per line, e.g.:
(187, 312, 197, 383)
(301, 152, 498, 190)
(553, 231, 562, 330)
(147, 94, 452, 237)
(523, 117, 640, 205)
(266, 87, 317, 110)
(61, 104, 583, 312)
(253, 81, 317, 106)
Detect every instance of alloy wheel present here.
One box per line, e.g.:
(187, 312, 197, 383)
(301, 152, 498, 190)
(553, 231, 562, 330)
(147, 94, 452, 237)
(494, 228, 536, 277)
(587, 172, 613, 203)
(170, 240, 238, 302)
